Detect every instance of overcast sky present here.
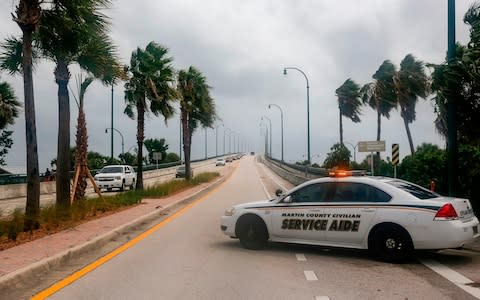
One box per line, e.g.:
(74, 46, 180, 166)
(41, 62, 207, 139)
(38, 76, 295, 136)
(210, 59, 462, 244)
(0, 0, 475, 173)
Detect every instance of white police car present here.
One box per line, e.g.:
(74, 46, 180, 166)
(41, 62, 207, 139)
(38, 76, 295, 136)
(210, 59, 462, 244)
(221, 171, 480, 262)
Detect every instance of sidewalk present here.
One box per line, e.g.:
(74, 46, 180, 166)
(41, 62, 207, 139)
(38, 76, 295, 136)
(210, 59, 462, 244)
(0, 165, 234, 296)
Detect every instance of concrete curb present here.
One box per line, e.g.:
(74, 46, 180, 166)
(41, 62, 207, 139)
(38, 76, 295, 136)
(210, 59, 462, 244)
(0, 173, 228, 293)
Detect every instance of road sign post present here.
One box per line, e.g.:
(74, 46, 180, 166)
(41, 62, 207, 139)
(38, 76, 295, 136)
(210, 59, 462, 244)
(358, 141, 385, 176)
(392, 143, 399, 178)
(153, 152, 162, 169)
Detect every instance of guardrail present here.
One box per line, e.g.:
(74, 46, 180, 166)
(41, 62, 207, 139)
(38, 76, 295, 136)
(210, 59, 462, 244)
(261, 156, 328, 185)
(0, 154, 234, 185)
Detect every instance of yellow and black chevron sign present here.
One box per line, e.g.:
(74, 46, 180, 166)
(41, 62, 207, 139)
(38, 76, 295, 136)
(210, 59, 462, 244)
(392, 143, 400, 165)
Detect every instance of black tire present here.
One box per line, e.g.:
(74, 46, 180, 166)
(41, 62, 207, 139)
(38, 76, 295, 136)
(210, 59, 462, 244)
(120, 181, 125, 192)
(130, 179, 135, 190)
(236, 215, 268, 250)
(369, 224, 413, 263)
(107, 188, 112, 192)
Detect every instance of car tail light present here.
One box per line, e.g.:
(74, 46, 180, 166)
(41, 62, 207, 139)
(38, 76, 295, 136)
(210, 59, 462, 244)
(434, 203, 458, 221)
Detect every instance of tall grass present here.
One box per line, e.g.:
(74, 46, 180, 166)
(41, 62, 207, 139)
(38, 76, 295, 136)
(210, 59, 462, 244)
(0, 172, 220, 242)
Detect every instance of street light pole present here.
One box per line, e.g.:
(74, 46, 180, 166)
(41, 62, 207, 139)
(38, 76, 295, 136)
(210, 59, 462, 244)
(261, 116, 272, 157)
(204, 128, 207, 159)
(105, 127, 124, 160)
(344, 141, 358, 163)
(284, 67, 310, 164)
(224, 128, 230, 155)
(110, 83, 114, 161)
(268, 104, 284, 161)
(215, 124, 223, 157)
(447, 0, 458, 196)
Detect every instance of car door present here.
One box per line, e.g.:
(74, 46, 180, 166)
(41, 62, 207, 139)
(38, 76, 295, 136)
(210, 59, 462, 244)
(270, 182, 333, 243)
(125, 167, 133, 185)
(323, 182, 390, 246)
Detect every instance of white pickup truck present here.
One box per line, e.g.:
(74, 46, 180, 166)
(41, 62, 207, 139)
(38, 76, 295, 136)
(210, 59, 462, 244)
(94, 165, 136, 191)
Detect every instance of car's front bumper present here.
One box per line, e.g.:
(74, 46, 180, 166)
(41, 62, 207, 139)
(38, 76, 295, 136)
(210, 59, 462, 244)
(95, 179, 122, 189)
(221, 215, 236, 237)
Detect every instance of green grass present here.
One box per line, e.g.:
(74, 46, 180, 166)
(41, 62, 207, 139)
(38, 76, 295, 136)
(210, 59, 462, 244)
(0, 172, 220, 242)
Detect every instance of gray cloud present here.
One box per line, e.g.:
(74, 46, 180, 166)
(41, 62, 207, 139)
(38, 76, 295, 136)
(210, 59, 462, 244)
(0, 0, 474, 172)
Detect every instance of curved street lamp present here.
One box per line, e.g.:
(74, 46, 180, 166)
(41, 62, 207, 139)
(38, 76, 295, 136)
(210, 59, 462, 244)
(224, 128, 232, 154)
(268, 104, 284, 161)
(284, 67, 310, 164)
(215, 124, 224, 157)
(105, 128, 124, 159)
(343, 141, 358, 163)
(261, 116, 272, 157)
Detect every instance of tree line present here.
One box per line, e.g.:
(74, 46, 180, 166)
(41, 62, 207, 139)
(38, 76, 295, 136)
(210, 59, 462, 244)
(0, 0, 216, 230)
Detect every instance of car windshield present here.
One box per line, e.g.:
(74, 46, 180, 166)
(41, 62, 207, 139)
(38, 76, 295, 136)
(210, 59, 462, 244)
(99, 166, 123, 174)
(387, 180, 439, 200)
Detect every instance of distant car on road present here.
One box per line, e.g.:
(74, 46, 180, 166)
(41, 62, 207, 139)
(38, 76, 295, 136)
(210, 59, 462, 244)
(225, 156, 233, 163)
(216, 158, 226, 166)
(94, 165, 136, 191)
(221, 171, 480, 262)
(176, 165, 193, 178)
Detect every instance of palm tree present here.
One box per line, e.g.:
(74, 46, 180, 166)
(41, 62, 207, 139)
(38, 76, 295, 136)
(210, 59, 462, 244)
(0, 80, 21, 130)
(124, 42, 177, 190)
(37, 0, 119, 209)
(361, 60, 397, 142)
(11, 0, 41, 230)
(72, 75, 94, 201)
(335, 78, 362, 145)
(177, 66, 216, 180)
(394, 54, 429, 155)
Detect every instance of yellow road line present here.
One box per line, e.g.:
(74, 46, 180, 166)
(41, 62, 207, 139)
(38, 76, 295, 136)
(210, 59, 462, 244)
(32, 167, 237, 300)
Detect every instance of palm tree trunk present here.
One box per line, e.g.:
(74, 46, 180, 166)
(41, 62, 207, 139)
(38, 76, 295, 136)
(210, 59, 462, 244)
(181, 109, 192, 180)
(55, 61, 71, 209)
(21, 24, 40, 230)
(376, 109, 381, 141)
(403, 115, 415, 155)
(74, 105, 88, 200)
(136, 99, 145, 190)
(339, 109, 343, 145)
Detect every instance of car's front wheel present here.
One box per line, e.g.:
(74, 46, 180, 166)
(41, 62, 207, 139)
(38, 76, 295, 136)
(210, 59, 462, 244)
(120, 181, 125, 192)
(369, 224, 413, 263)
(236, 215, 268, 250)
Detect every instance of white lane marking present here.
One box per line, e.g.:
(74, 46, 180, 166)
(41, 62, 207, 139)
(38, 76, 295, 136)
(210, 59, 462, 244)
(420, 259, 480, 299)
(296, 254, 307, 261)
(304, 270, 318, 281)
(259, 163, 289, 191)
(315, 297, 331, 300)
(254, 162, 271, 198)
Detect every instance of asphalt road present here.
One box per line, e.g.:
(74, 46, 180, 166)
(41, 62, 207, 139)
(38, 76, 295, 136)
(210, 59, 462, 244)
(29, 155, 480, 300)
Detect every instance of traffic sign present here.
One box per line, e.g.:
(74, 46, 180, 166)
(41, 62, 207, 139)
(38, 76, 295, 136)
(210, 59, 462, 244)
(152, 152, 162, 161)
(358, 141, 386, 152)
(392, 144, 400, 166)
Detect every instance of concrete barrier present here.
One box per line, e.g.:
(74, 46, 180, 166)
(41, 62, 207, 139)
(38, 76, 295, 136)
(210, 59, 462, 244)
(0, 159, 217, 201)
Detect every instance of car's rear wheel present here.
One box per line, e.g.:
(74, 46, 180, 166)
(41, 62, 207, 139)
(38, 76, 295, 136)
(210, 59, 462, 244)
(369, 224, 413, 263)
(236, 215, 268, 250)
(130, 179, 135, 190)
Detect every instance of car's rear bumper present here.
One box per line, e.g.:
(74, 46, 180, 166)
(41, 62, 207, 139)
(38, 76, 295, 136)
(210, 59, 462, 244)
(414, 217, 480, 249)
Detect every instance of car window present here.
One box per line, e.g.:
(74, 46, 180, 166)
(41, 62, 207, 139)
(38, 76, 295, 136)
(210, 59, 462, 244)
(387, 180, 439, 200)
(290, 183, 334, 203)
(100, 166, 123, 173)
(329, 182, 391, 202)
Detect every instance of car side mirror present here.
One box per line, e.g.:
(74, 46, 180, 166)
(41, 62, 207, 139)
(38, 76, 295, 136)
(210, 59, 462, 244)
(275, 189, 284, 197)
(283, 195, 292, 203)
